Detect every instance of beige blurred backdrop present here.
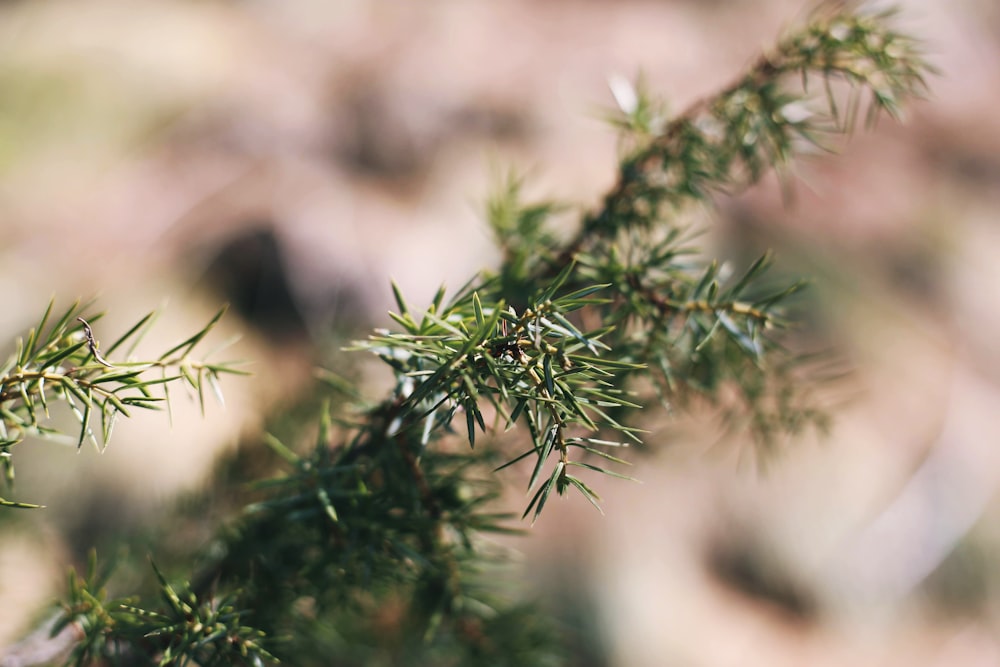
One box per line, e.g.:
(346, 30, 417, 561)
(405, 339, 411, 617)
(2, 0, 1000, 665)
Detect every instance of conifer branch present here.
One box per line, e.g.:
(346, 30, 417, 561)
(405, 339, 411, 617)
(0, 4, 932, 665)
(575, 2, 929, 245)
(0, 300, 244, 508)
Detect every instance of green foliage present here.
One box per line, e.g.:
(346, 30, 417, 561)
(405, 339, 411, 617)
(0, 300, 245, 508)
(55, 551, 274, 667)
(362, 272, 643, 522)
(0, 4, 931, 665)
(582, 3, 930, 235)
(485, 2, 929, 446)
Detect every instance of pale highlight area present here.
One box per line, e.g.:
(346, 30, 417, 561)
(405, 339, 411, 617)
(0, 532, 64, 647)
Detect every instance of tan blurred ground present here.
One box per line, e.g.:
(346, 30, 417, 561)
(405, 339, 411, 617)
(2, 0, 1000, 663)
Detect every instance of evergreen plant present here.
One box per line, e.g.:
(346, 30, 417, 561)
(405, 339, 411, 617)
(0, 4, 930, 665)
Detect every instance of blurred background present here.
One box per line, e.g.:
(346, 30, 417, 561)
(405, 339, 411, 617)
(2, 0, 1000, 664)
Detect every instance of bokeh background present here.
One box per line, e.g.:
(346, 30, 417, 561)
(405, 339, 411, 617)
(2, 0, 1000, 665)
